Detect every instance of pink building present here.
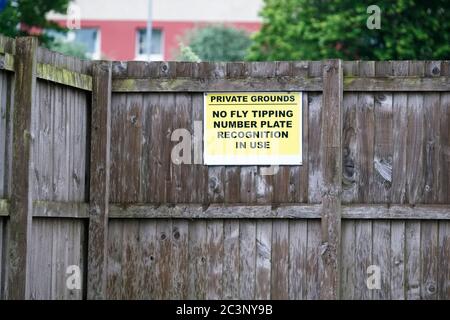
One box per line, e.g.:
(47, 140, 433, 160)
(48, 0, 262, 61)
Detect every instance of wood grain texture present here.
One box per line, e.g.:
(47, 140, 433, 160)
(7, 37, 38, 300)
(320, 59, 343, 299)
(239, 220, 256, 299)
(0, 70, 13, 199)
(223, 220, 240, 299)
(87, 61, 112, 300)
(288, 220, 307, 299)
(255, 220, 271, 299)
(29, 218, 85, 300)
(271, 220, 289, 299)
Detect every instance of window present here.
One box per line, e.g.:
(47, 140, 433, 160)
(136, 29, 163, 61)
(68, 28, 101, 59)
(48, 28, 101, 60)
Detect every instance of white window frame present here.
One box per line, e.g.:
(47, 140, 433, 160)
(135, 28, 164, 61)
(66, 28, 101, 60)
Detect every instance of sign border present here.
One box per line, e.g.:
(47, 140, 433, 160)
(203, 92, 303, 166)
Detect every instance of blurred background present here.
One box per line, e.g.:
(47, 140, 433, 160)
(0, 0, 449, 61)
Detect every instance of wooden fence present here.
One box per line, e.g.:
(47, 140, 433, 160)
(0, 35, 449, 300)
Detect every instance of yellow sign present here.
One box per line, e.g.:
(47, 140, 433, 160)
(204, 92, 302, 165)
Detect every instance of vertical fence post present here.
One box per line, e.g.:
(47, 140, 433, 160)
(7, 37, 38, 299)
(320, 59, 343, 299)
(87, 61, 112, 299)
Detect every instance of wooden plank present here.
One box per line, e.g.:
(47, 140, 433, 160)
(110, 203, 322, 219)
(405, 221, 421, 300)
(52, 83, 69, 201)
(154, 220, 172, 299)
(255, 220, 271, 299)
(354, 221, 372, 299)
(223, 220, 240, 299)
(342, 61, 360, 204)
(206, 220, 223, 299)
(147, 92, 164, 202)
(344, 76, 450, 91)
(372, 221, 391, 299)
(438, 63, 450, 299)
(342, 204, 450, 220)
(406, 61, 426, 205)
(439, 62, 450, 203)
(288, 220, 307, 299)
(137, 220, 157, 299)
(36, 63, 92, 91)
(87, 60, 112, 300)
(341, 220, 356, 299)
(423, 62, 441, 203)
(29, 218, 52, 299)
(112, 75, 450, 92)
(391, 61, 409, 204)
(33, 80, 53, 201)
(70, 88, 87, 202)
(356, 61, 375, 203)
(370, 63, 392, 301)
(372, 62, 393, 203)
(271, 220, 289, 299)
(170, 220, 189, 299)
(305, 220, 321, 299)
(188, 220, 207, 299)
(107, 203, 450, 219)
(320, 59, 343, 300)
(390, 221, 405, 299)
(307, 62, 323, 204)
(120, 220, 140, 298)
(420, 221, 438, 299)
(3, 200, 450, 220)
(239, 220, 256, 299)
(106, 221, 123, 299)
(0, 71, 8, 197)
(112, 76, 322, 92)
(51, 220, 78, 299)
(110, 77, 143, 202)
(139, 92, 154, 203)
(438, 221, 450, 299)
(32, 200, 88, 218)
(7, 37, 38, 300)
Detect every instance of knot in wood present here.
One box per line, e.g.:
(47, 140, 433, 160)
(173, 227, 180, 240)
(321, 186, 341, 197)
(89, 206, 100, 216)
(426, 282, 436, 294)
(432, 66, 440, 75)
(376, 94, 386, 102)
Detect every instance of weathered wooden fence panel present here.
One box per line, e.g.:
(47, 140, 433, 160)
(0, 35, 449, 300)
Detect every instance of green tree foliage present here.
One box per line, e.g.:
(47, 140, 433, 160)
(248, 0, 450, 60)
(48, 39, 87, 59)
(178, 25, 252, 61)
(0, 0, 69, 45)
(178, 43, 201, 62)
